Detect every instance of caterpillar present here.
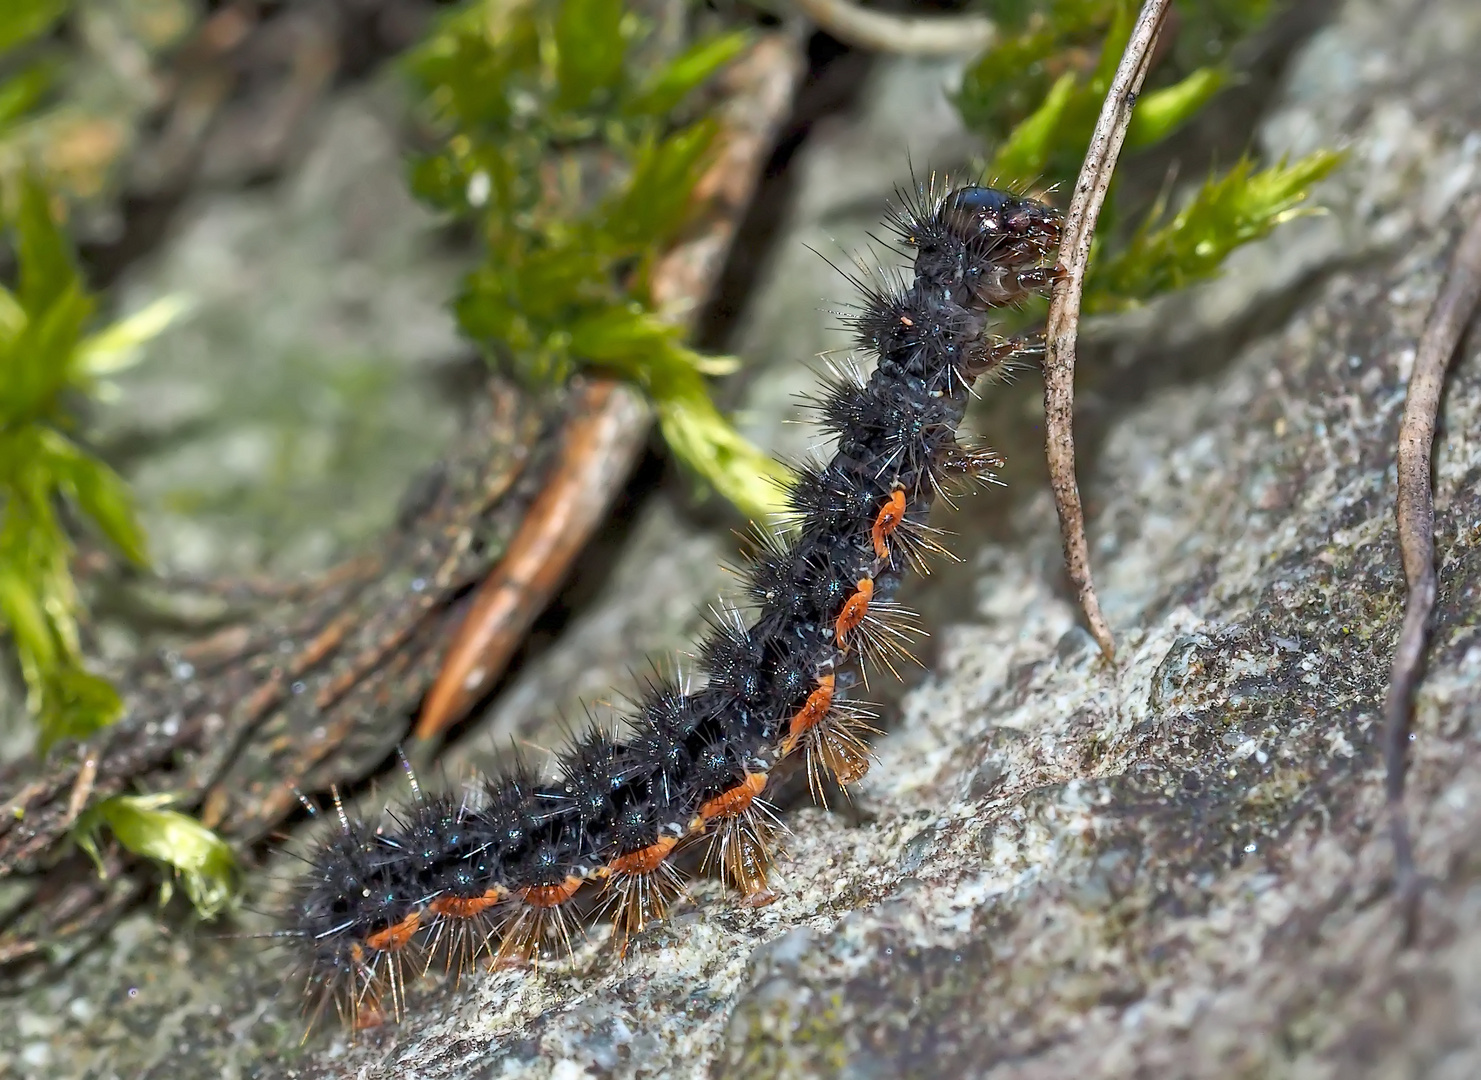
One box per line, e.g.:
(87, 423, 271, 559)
(281, 180, 1063, 1031)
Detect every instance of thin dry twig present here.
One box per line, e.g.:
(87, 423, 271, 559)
(1042, 0, 1172, 663)
(791, 0, 996, 56)
(1383, 206, 1481, 944)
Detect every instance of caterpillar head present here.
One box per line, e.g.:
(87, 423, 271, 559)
(937, 186, 1062, 309)
(939, 186, 1061, 258)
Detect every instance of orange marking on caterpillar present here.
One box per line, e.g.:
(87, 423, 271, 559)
(427, 889, 506, 919)
(364, 910, 421, 952)
(517, 876, 584, 907)
(781, 675, 836, 756)
(698, 772, 768, 822)
(834, 577, 874, 647)
(605, 835, 679, 876)
(871, 489, 907, 559)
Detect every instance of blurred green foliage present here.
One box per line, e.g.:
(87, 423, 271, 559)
(1, 0, 189, 752)
(958, 0, 1340, 311)
(406, 0, 790, 520)
(1, 0, 192, 199)
(0, 1, 71, 163)
(959, 0, 1274, 159)
(75, 793, 238, 918)
(0, 176, 146, 753)
(0, 1, 70, 57)
(1087, 149, 1343, 306)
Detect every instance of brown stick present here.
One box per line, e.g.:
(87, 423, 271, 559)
(414, 380, 649, 739)
(1042, 0, 1172, 663)
(791, 0, 996, 56)
(1383, 207, 1481, 944)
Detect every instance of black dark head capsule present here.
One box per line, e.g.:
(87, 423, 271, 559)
(938, 185, 1063, 308)
(938, 185, 1060, 250)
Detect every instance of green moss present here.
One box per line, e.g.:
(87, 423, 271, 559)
(1087, 151, 1345, 307)
(957, 0, 1337, 313)
(406, 0, 788, 520)
(0, 176, 142, 751)
(0, 172, 224, 912)
(74, 794, 238, 919)
(1, 7, 211, 908)
(0, 0, 68, 56)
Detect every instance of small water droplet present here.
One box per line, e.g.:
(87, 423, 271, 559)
(1244, 842, 1258, 854)
(173, 661, 195, 680)
(291, 681, 307, 695)
(411, 577, 427, 593)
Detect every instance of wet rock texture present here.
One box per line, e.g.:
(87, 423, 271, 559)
(4, 0, 1481, 1076)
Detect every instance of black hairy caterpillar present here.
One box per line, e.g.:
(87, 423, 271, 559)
(280, 181, 1063, 1030)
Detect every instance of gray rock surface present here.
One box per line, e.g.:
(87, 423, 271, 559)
(4, 0, 1481, 1076)
(95, 82, 472, 578)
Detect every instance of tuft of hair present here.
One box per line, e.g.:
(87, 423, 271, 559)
(782, 696, 881, 806)
(698, 796, 785, 895)
(495, 893, 581, 966)
(781, 458, 879, 547)
(596, 851, 688, 957)
(558, 724, 641, 840)
(627, 673, 703, 807)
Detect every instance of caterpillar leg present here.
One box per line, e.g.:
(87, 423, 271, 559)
(497, 878, 584, 965)
(781, 675, 880, 803)
(597, 839, 688, 956)
(872, 487, 953, 574)
(349, 913, 424, 1025)
(422, 889, 505, 980)
(683, 772, 779, 896)
(965, 330, 1046, 383)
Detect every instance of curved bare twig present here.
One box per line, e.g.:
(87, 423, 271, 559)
(1042, 0, 1173, 663)
(1383, 205, 1481, 943)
